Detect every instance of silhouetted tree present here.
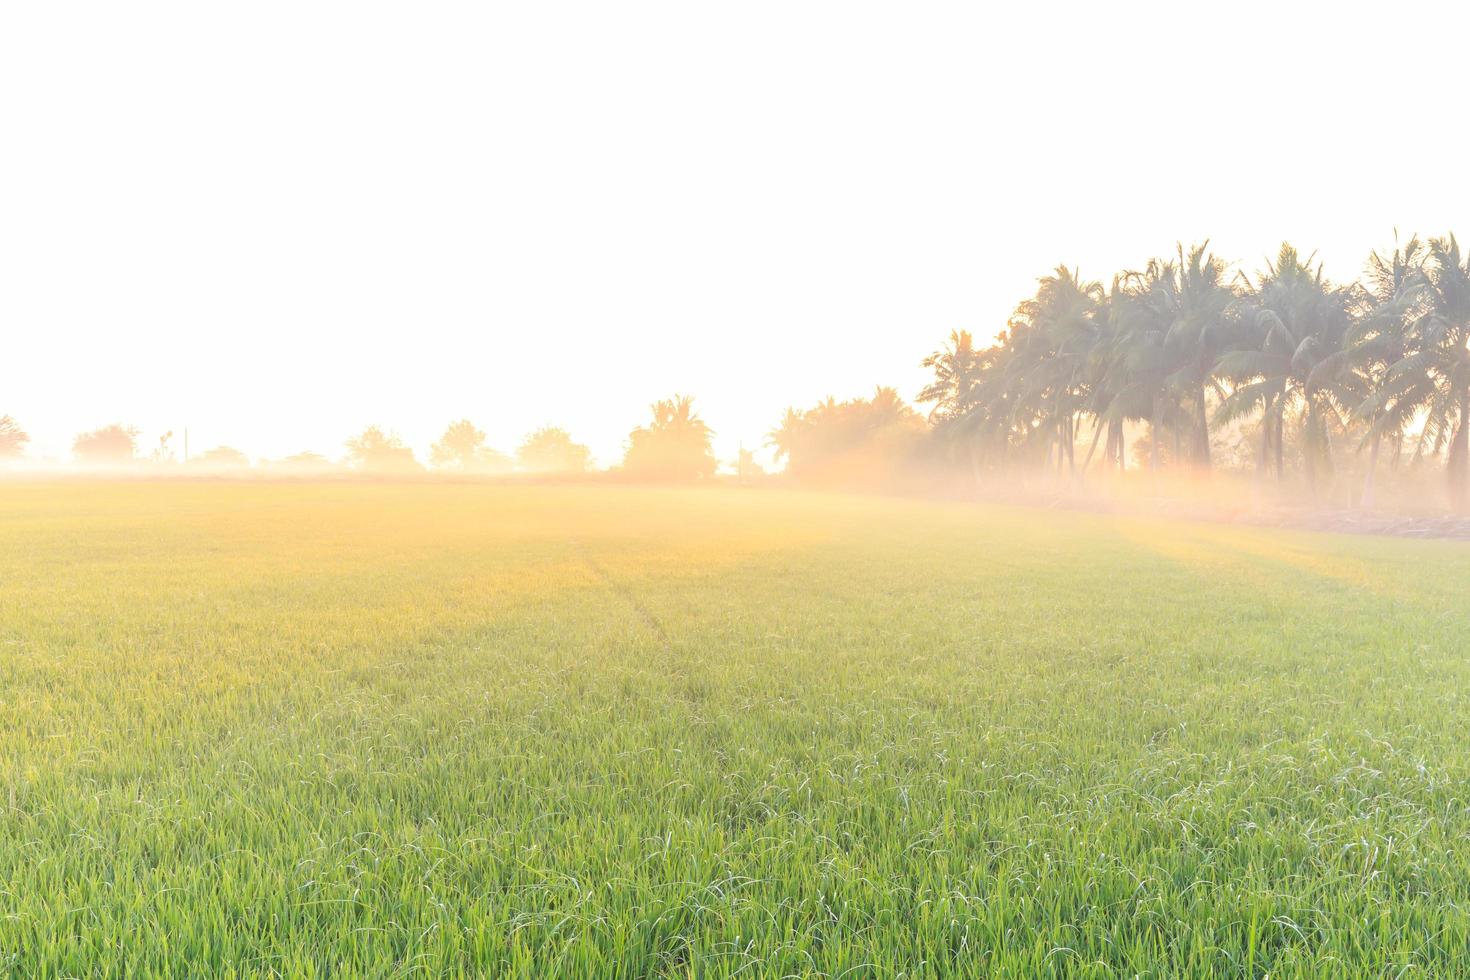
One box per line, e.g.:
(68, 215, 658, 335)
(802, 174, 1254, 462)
(517, 426, 591, 474)
(1218, 245, 1358, 496)
(918, 234, 1470, 510)
(73, 424, 139, 463)
(622, 395, 716, 482)
(1010, 266, 1109, 474)
(431, 419, 486, 469)
(769, 387, 923, 485)
(0, 416, 29, 458)
(1397, 235, 1470, 509)
(345, 426, 421, 472)
(1347, 234, 1428, 507)
(427, 421, 513, 474)
(1148, 245, 1236, 470)
(919, 331, 982, 421)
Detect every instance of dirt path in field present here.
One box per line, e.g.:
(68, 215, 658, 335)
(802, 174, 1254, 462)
(569, 539, 674, 649)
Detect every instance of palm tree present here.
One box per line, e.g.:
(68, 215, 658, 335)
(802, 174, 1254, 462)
(975, 322, 1047, 467)
(1010, 267, 1107, 474)
(936, 327, 1037, 471)
(1105, 269, 1184, 472)
(1346, 234, 1428, 508)
(1215, 245, 1358, 495)
(913, 236, 1470, 511)
(1116, 244, 1237, 471)
(766, 405, 814, 476)
(919, 330, 982, 421)
(920, 330, 987, 479)
(623, 395, 716, 481)
(1100, 255, 1226, 473)
(1391, 235, 1470, 509)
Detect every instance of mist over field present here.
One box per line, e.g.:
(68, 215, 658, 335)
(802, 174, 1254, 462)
(8, 0, 1470, 974)
(9, 235, 1470, 528)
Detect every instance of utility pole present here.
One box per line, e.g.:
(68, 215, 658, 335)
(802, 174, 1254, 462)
(183, 427, 189, 463)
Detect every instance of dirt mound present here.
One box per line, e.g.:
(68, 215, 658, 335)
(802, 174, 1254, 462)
(1258, 510, 1470, 540)
(986, 487, 1470, 542)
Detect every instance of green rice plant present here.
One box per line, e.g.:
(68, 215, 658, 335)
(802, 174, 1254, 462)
(0, 481, 1467, 976)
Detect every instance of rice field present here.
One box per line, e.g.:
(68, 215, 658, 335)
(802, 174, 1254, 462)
(3, 481, 1470, 976)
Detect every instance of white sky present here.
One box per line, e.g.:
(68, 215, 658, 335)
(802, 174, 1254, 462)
(3, 1, 1467, 467)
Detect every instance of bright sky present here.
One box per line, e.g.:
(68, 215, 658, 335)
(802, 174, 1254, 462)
(3, 2, 1467, 467)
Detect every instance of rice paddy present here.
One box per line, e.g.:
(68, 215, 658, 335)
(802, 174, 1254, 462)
(2, 481, 1469, 976)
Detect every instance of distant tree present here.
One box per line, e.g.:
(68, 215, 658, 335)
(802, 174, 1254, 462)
(188, 446, 250, 469)
(73, 424, 139, 463)
(622, 395, 716, 482)
(429, 420, 515, 474)
(517, 426, 591, 474)
(0, 416, 29, 458)
(768, 387, 924, 485)
(345, 426, 421, 472)
(431, 420, 487, 468)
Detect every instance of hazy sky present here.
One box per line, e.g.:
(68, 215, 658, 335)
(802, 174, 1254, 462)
(3, 2, 1467, 466)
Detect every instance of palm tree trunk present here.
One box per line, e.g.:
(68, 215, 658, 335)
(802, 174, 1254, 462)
(1362, 433, 1380, 511)
(1195, 383, 1211, 471)
(1256, 410, 1270, 481)
(1066, 415, 1076, 475)
(1081, 418, 1104, 473)
(1151, 398, 1163, 472)
(1274, 412, 1285, 482)
(1303, 402, 1318, 500)
(1320, 415, 1334, 489)
(1449, 385, 1470, 512)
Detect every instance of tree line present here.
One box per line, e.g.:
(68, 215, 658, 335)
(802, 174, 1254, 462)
(0, 420, 601, 475)
(913, 235, 1470, 510)
(3, 234, 1467, 509)
(0, 397, 718, 480)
